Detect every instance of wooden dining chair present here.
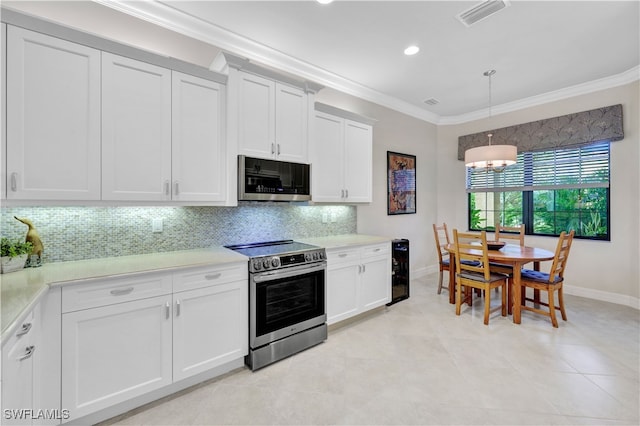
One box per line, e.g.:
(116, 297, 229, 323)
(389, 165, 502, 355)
(432, 223, 451, 294)
(452, 230, 508, 325)
(520, 230, 575, 327)
(495, 223, 525, 246)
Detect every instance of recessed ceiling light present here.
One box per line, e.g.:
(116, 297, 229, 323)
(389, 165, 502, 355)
(404, 45, 420, 56)
(317, 0, 334, 4)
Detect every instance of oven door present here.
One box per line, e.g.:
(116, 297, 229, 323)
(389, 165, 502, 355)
(250, 262, 326, 348)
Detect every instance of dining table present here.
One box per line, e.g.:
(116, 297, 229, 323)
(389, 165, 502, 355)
(445, 243, 555, 324)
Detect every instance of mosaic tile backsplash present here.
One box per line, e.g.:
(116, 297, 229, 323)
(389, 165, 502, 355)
(1, 204, 356, 263)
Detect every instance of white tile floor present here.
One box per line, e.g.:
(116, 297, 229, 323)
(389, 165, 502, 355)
(103, 274, 639, 425)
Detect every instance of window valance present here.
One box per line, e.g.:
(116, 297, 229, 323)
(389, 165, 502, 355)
(457, 104, 623, 161)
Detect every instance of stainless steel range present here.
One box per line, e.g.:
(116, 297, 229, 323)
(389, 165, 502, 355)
(225, 240, 327, 370)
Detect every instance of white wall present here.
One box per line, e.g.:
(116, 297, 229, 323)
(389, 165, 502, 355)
(437, 82, 640, 308)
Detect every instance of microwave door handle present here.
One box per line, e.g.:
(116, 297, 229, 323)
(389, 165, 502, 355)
(253, 262, 326, 283)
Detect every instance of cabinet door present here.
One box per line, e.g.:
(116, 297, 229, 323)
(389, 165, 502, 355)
(102, 52, 171, 201)
(62, 295, 172, 420)
(238, 72, 274, 159)
(172, 72, 226, 202)
(2, 23, 6, 200)
(343, 119, 372, 203)
(275, 83, 307, 163)
(326, 263, 360, 325)
(360, 255, 391, 311)
(311, 112, 345, 202)
(173, 281, 247, 381)
(6, 26, 101, 200)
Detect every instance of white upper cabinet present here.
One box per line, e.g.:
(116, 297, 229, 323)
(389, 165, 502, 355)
(238, 72, 308, 162)
(172, 72, 226, 202)
(6, 26, 101, 200)
(311, 106, 374, 203)
(2, 23, 6, 200)
(274, 82, 308, 163)
(101, 52, 172, 201)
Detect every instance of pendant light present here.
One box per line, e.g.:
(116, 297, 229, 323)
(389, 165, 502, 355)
(464, 70, 517, 172)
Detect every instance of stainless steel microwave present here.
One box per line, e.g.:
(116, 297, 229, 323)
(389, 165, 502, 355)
(238, 156, 311, 201)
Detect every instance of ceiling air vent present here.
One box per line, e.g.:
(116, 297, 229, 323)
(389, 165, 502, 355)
(457, 0, 510, 27)
(423, 98, 440, 106)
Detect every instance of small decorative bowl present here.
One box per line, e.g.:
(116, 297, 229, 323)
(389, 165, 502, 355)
(487, 241, 506, 250)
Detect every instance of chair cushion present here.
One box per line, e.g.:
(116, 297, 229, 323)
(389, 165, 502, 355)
(441, 259, 450, 266)
(458, 271, 507, 283)
(461, 259, 481, 267)
(489, 262, 513, 270)
(521, 269, 563, 284)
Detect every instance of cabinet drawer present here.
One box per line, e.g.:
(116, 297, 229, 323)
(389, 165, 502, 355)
(62, 272, 172, 313)
(360, 243, 390, 259)
(326, 248, 360, 266)
(173, 263, 247, 293)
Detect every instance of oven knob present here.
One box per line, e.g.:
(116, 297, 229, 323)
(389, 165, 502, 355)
(262, 259, 271, 269)
(253, 260, 262, 271)
(304, 253, 312, 262)
(271, 257, 280, 268)
(318, 251, 325, 260)
(313, 252, 319, 260)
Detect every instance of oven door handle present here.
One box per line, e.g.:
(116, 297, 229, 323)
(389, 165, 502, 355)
(253, 262, 326, 283)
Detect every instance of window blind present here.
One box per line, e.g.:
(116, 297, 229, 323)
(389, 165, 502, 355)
(466, 141, 610, 193)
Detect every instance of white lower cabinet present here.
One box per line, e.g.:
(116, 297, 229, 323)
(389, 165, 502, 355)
(172, 264, 247, 382)
(2, 310, 37, 426)
(62, 294, 173, 420)
(326, 243, 391, 325)
(60, 263, 247, 422)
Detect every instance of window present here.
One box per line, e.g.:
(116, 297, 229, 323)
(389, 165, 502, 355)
(467, 141, 610, 240)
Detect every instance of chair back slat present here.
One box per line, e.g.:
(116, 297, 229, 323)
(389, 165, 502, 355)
(547, 230, 575, 283)
(453, 230, 490, 280)
(495, 223, 525, 246)
(432, 223, 450, 264)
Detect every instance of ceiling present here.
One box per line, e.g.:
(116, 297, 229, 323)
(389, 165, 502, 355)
(10, 1, 640, 124)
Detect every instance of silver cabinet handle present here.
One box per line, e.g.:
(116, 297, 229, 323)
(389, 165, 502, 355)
(18, 345, 35, 362)
(341, 189, 345, 198)
(277, 144, 281, 155)
(271, 143, 275, 155)
(174, 181, 180, 196)
(10, 172, 18, 192)
(110, 287, 134, 296)
(362, 264, 366, 273)
(357, 265, 362, 274)
(345, 189, 349, 198)
(373, 248, 381, 252)
(338, 253, 348, 258)
(164, 180, 170, 196)
(165, 302, 170, 319)
(16, 322, 32, 337)
(205, 273, 222, 280)
(176, 299, 181, 317)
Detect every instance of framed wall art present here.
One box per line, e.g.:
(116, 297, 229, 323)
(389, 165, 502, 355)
(387, 151, 416, 215)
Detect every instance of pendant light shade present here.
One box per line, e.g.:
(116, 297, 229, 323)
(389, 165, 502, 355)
(465, 70, 517, 172)
(465, 134, 517, 171)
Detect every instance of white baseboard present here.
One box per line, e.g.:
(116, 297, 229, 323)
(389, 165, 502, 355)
(564, 284, 640, 310)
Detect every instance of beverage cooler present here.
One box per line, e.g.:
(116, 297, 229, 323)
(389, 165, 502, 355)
(388, 239, 409, 305)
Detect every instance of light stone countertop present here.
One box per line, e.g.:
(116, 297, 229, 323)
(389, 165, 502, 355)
(1, 247, 248, 344)
(1, 234, 389, 345)
(298, 234, 392, 250)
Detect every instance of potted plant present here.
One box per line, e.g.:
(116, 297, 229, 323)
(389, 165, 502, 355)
(1, 237, 33, 273)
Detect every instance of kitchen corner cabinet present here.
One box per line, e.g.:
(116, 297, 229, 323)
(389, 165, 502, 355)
(312, 111, 373, 203)
(101, 52, 172, 201)
(238, 72, 308, 163)
(326, 243, 391, 325)
(6, 26, 101, 200)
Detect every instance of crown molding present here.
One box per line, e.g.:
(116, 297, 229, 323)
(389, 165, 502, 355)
(94, 1, 638, 126)
(439, 66, 640, 125)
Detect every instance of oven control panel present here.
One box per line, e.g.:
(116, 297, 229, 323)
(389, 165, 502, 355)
(249, 249, 325, 273)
